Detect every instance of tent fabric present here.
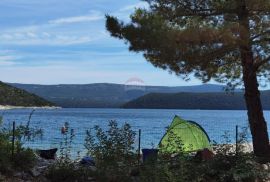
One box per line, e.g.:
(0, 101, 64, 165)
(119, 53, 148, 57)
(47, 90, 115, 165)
(159, 116, 211, 153)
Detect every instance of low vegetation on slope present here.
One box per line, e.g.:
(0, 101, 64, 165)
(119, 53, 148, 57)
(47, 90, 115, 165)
(123, 92, 270, 110)
(0, 82, 53, 107)
(10, 83, 230, 108)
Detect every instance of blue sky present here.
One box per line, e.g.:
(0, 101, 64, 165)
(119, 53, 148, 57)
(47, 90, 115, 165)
(0, 0, 204, 86)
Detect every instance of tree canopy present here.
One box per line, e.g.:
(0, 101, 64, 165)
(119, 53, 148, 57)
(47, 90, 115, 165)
(106, 0, 270, 88)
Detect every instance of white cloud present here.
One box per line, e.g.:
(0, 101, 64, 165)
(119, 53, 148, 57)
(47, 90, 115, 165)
(119, 2, 148, 12)
(0, 33, 95, 46)
(0, 10, 107, 46)
(112, 2, 149, 21)
(0, 19, 105, 46)
(0, 55, 15, 61)
(0, 50, 14, 54)
(49, 11, 104, 25)
(0, 55, 17, 66)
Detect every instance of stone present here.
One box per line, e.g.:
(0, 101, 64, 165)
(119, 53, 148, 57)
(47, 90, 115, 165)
(37, 166, 48, 172)
(131, 176, 140, 182)
(262, 164, 269, 170)
(130, 167, 140, 176)
(0, 173, 5, 181)
(30, 168, 41, 177)
(89, 166, 97, 172)
(14, 172, 23, 178)
(246, 160, 255, 165)
(21, 172, 32, 181)
(87, 177, 96, 181)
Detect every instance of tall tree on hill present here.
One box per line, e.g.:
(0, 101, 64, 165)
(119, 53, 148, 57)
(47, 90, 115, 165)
(106, 0, 270, 157)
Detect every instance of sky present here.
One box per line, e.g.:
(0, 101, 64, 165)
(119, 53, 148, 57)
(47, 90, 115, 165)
(0, 0, 204, 86)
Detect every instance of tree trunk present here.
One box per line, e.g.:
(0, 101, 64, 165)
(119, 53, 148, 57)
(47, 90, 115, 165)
(238, 2, 270, 157)
(242, 65, 270, 157)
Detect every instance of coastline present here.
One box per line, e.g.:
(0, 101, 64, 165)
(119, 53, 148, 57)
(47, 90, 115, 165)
(0, 105, 61, 110)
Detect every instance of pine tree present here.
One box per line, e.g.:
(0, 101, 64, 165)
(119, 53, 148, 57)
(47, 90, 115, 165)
(106, 0, 270, 157)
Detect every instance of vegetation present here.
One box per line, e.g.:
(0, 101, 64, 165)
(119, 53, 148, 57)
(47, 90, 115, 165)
(0, 117, 38, 175)
(84, 120, 137, 181)
(0, 118, 265, 181)
(106, 0, 270, 157)
(46, 123, 95, 182)
(0, 114, 266, 181)
(46, 121, 138, 182)
(0, 81, 53, 107)
(46, 121, 269, 182)
(11, 83, 229, 108)
(124, 91, 270, 110)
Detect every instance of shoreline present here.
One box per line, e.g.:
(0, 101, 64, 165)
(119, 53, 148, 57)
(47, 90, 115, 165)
(0, 105, 61, 110)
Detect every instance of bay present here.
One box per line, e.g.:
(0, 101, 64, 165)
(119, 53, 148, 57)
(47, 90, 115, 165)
(1, 108, 266, 156)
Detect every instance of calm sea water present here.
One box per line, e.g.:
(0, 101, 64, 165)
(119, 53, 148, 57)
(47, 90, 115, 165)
(1, 108, 269, 155)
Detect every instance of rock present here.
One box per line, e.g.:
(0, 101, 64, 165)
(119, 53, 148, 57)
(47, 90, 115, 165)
(131, 176, 140, 182)
(0, 173, 5, 181)
(14, 172, 23, 178)
(89, 166, 97, 172)
(30, 168, 41, 177)
(37, 166, 48, 172)
(36, 176, 50, 182)
(262, 164, 269, 170)
(130, 167, 140, 176)
(87, 177, 96, 181)
(80, 156, 95, 166)
(246, 160, 255, 165)
(21, 172, 32, 181)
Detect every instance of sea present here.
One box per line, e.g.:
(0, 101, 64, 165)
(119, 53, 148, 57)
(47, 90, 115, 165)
(1, 108, 268, 156)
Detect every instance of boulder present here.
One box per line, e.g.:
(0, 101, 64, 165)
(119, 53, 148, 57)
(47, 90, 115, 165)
(30, 168, 41, 177)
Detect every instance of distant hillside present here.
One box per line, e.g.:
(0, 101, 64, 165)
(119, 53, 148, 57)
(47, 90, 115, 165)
(9, 83, 233, 108)
(0, 82, 53, 107)
(123, 91, 270, 110)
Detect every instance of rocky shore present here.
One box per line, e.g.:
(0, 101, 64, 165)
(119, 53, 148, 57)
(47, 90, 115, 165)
(0, 105, 61, 110)
(0, 154, 55, 182)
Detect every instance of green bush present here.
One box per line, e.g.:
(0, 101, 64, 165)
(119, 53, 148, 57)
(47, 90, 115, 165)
(11, 148, 36, 171)
(84, 120, 137, 181)
(46, 162, 95, 182)
(46, 122, 95, 182)
(0, 116, 37, 175)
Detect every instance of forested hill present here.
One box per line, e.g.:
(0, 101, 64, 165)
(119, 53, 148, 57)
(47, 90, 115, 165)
(123, 91, 270, 110)
(9, 83, 234, 108)
(0, 82, 53, 107)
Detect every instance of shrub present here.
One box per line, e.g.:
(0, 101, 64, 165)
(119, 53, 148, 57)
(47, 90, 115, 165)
(84, 120, 137, 181)
(46, 122, 95, 182)
(0, 116, 37, 175)
(46, 162, 95, 182)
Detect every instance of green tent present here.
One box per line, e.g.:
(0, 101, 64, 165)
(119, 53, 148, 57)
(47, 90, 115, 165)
(159, 116, 211, 153)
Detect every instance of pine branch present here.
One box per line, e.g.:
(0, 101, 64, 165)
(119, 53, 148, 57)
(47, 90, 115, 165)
(254, 56, 270, 70)
(173, 8, 237, 17)
(253, 37, 270, 44)
(251, 30, 270, 40)
(184, 44, 237, 63)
